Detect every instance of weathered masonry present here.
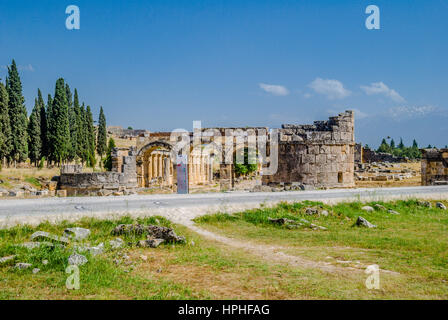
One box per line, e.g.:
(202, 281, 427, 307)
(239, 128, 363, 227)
(262, 110, 355, 188)
(421, 148, 448, 186)
(58, 147, 138, 196)
(59, 110, 356, 195)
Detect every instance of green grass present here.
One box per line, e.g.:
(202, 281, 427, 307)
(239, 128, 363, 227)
(194, 199, 448, 298)
(1, 200, 448, 300)
(24, 176, 42, 188)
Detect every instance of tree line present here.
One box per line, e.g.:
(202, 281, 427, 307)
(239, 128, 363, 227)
(372, 137, 421, 160)
(0, 60, 108, 168)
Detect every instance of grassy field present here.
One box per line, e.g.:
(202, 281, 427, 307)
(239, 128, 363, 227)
(194, 199, 448, 299)
(0, 199, 447, 299)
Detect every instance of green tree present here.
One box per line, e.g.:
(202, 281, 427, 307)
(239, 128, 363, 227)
(48, 78, 71, 164)
(233, 148, 258, 177)
(398, 138, 405, 150)
(96, 106, 107, 159)
(6, 60, 28, 163)
(27, 99, 42, 165)
(377, 138, 390, 153)
(73, 90, 85, 162)
(37, 89, 47, 159)
(0, 81, 12, 165)
(46, 94, 54, 163)
(390, 139, 395, 150)
(85, 105, 96, 167)
(103, 137, 116, 171)
(66, 84, 78, 161)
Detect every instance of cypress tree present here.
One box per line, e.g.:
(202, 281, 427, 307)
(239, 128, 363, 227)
(6, 60, 28, 163)
(103, 137, 116, 171)
(0, 81, 12, 165)
(96, 106, 107, 159)
(50, 78, 71, 164)
(78, 104, 88, 164)
(390, 139, 395, 150)
(85, 105, 96, 167)
(46, 94, 54, 163)
(37, 89, 47, 159)
(73, 89, 83, 162)
(27, 99, 42, 165)
(66, 84, 77, 161)
(398, 138, 405, 150)
(412, 139, 418, 149)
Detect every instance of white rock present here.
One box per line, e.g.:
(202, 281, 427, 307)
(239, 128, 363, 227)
(361, 206, 374, 212)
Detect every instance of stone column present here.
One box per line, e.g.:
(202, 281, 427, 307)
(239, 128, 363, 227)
(152, 153, 156, 179)
(158, 153, 163, 178)
(163, 156, 168, 185)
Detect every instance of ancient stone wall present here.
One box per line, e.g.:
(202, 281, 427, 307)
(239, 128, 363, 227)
(421, 148, 448, 186)
(362, 148, 405, 163)
(262, 110, 355, 188)
(58, 147, 137, 196)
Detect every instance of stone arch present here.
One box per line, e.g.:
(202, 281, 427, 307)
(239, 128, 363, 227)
(136, 141, 174, 188)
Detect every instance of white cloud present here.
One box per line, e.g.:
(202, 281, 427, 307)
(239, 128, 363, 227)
(258, 83, 289, 96)
(360, 82, 405, 103)
(303, 93, 312, 99)
(308, 78, 351, 99)
(0, 64, 35, 72)
(327, 108, 369, 119)
(388, 105, 438, 119)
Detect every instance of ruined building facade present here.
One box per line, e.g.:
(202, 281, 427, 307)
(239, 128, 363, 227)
(421, 148, 448, 186)
(262, 110, 355, 188)
(58, 147, 138, 196)
(58, 111, 356, 194)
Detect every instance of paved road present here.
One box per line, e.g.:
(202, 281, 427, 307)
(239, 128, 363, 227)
(1, 185, 447, 227)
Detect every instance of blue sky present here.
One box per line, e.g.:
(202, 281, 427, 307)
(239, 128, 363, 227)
(1, 0, 447, 148)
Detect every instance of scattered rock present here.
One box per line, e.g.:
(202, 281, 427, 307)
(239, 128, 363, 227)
(436, 202, 447, 210)
(0, 255, 16, 264)
(30, 231, 69, 245)
(42, 260, 48, 265)
(140, 255, 148, 261)
(109, 238, 124, 249)
(305, 208, 318, 215)
(20, 241, 56, 249)
(320, 210, 329, 217)
(15, 263, 32, 270)
(68, 253, 88, 266)
(75, 243, 104, 256)
(374, 204, 386, 210)
(112, 224, 186, 243)
(310, 223, 327, 231)
(63, 227, 91, 241)
(355, 216, 377, 228)
(32, 268, 40, 274)
(268, 217, 296, 225)
(137, 238, 165, 248)
(388, 209, 400, 215)
(361, 206, 374, 212)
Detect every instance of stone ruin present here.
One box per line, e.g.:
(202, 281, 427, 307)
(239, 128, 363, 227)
(58, 147, 138, 196)
(361, 147, 406, 163)
(57, 111, 358, 195)
(421, 148, 448, 186)
(262, 110, 355, 188)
